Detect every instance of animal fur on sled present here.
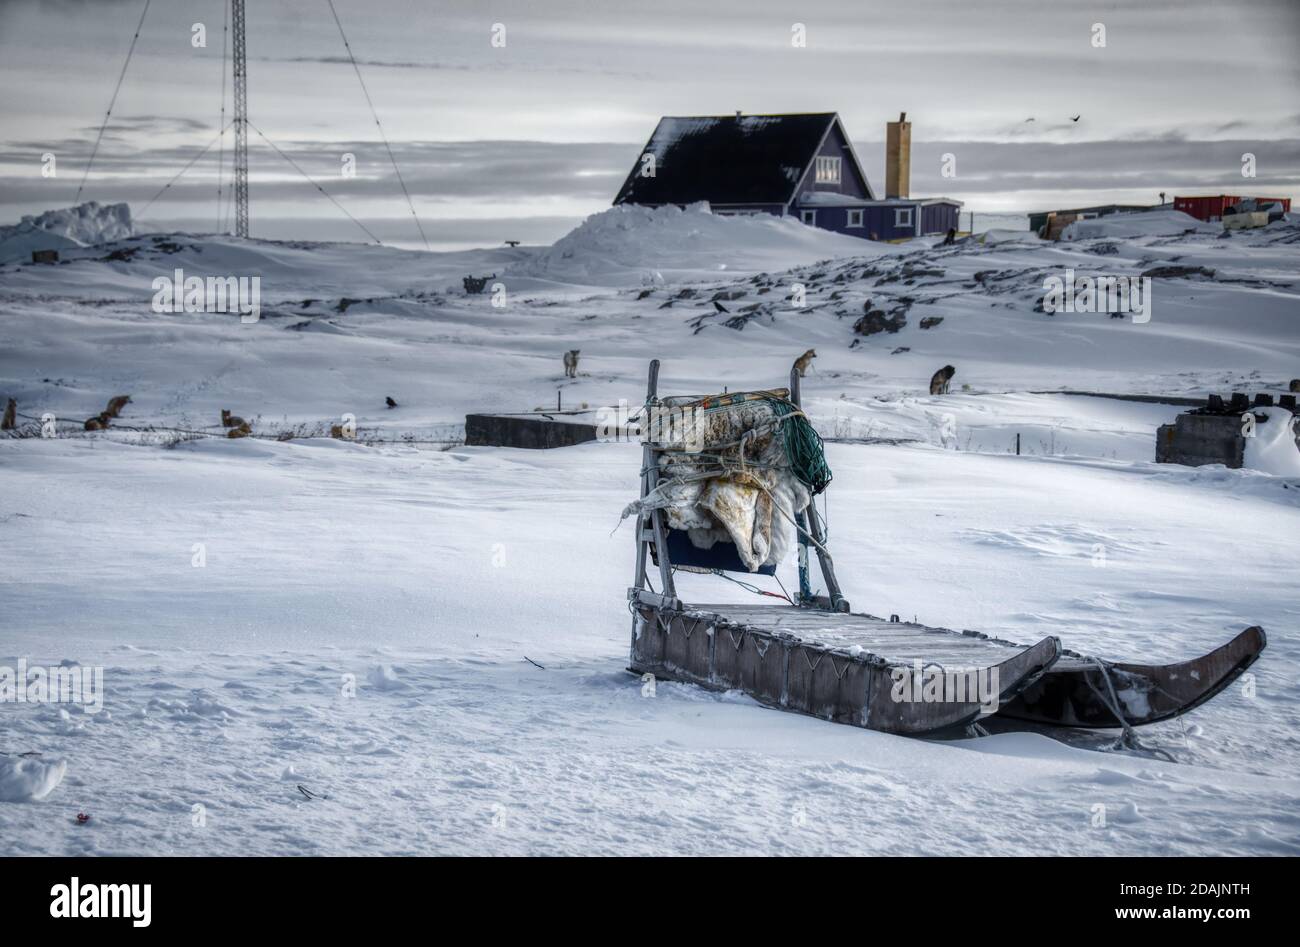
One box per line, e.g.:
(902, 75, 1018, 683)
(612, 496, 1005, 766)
(622, 396, 810, 572)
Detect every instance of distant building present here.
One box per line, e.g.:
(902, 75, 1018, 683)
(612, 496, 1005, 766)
(1174, 195, 1292, 222)
(1028, 204, 1152, 235)
(613, 111, 961, 242)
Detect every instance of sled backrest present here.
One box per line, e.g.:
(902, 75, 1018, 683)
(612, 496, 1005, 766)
(630, 360, 848, 612)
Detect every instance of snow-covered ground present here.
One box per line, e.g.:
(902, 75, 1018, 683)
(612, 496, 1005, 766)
(2, 205, 1299, 855)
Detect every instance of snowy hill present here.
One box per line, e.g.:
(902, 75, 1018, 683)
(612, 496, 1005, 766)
(2, 207, 1299, 855)
(507, 201, 892, 285)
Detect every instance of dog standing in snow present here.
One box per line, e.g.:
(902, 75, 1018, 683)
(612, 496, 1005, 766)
(104, 394, 131, 418)
(930, 365, 956, 395)
(563, 350, 581, 378)
(792, 349, 816, 377)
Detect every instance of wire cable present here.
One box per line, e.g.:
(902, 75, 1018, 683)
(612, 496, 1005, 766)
(325, 0, 430, 250)
(137, 123, 233, 217)
(76, 0, 153, 204)
(247, 121, 382, 245)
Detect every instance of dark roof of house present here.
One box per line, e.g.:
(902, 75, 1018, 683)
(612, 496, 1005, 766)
(614, 113, 852, 207)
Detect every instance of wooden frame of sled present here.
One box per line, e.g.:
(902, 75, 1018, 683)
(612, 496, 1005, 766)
(627, 359, 1266, 737)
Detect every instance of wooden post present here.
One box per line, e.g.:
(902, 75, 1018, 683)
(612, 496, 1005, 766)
(632, 359, 676, 606)
(789, 365, 848, 612)
(790, 366, 811, 603)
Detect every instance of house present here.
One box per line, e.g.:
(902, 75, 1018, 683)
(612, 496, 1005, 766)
(1028, 204, 1152, 235)
(613, 111, 961, 241)
(1173, 195, 1291, 223)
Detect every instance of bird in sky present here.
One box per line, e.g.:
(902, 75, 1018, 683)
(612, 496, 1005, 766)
(1070, 115, 1081, 122)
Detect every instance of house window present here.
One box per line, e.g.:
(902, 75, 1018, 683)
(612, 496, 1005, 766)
(895, 207, 914, 228)
(847, 209, 864, 228)
(801, 209, 817, 226)
(815, 156, 841, 185)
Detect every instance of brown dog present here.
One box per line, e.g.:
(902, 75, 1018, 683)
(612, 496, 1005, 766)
(104, 395, 131, 418)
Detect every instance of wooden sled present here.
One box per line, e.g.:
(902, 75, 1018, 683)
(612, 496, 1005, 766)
(626, 359, 1266, 737)
(629, 599, 1062, 735)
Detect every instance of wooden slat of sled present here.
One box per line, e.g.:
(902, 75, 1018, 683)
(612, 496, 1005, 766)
(684, 603, 1027, 667)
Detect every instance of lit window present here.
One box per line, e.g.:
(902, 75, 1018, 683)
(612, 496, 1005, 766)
(801, 210, 817, 225)
(815, 156, 841, 185)
(848, 209, 864, 228)
(895, 207, 913, 228)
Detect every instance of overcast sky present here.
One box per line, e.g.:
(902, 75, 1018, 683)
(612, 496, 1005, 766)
(2, 0, 1298, 248)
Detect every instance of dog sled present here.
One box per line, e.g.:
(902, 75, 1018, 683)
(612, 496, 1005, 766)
(626, 360, 1265, 737)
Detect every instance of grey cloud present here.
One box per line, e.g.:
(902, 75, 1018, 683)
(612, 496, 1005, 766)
(3, 138, 1296, 222)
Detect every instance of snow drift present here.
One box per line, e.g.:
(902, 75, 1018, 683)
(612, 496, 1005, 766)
(0, 756, 67, 802)
(507, 201, 886, 286)
(1244, 407, 1300, 477)
(1061, 209, 1216, 241)
(978, 228, 1042, 246)
(0, 201, 133, 264)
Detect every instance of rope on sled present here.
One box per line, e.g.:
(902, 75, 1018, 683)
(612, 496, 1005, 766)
(768, 399, 833, 496)
(1083, 657, 1178, 763)
(709, 569, 792, 604)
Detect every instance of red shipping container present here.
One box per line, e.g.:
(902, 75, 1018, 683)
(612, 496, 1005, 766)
(1174, 194, 1291, 221)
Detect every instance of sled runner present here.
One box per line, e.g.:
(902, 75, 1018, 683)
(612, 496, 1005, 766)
(626, 359, 1266, 737)
(996, 625, 1265, 729)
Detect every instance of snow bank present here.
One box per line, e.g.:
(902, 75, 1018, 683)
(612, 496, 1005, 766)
(978, 228, 1042, 246)
(1061, 209, 1215, 241)
(507, 202, 883, 286)
(0, 201, 133, 264)
(0, 756, 67, 802)
(1244, 407, 1300, 476)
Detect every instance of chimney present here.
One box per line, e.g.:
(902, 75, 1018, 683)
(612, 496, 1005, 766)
(885, 111, 911, 199)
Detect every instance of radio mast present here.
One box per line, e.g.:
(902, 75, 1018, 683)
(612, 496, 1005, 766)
(231, 0, 249, 238)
